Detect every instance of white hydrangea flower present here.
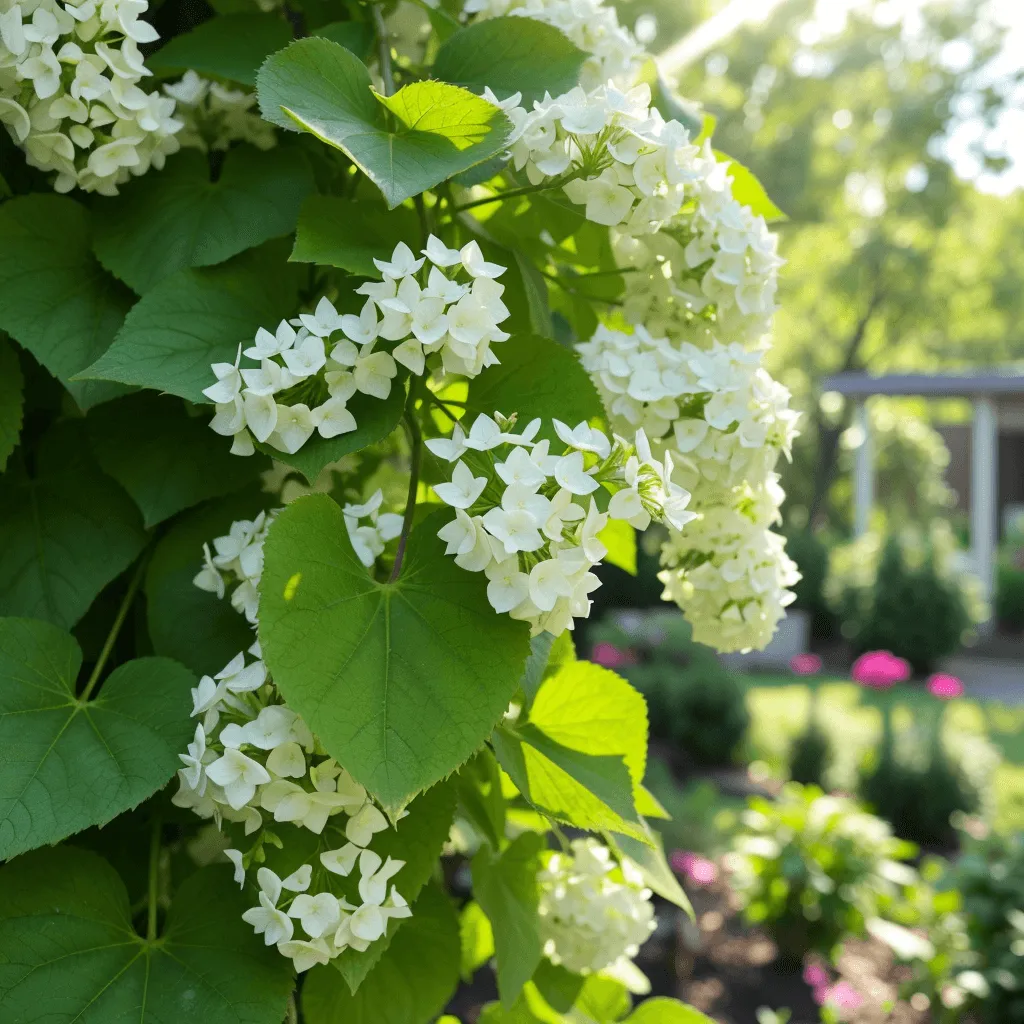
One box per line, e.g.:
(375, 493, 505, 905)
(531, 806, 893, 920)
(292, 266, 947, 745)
(463, 0, 644, 88)
(0, 0, 181, 194)
(205, 237, 511, 457)
(430, 410, 693, 636)
(658, 479, 801, 653)
(537, 838, 655, 974)
(343, 488, 404, 568)
(192, 511, 276, 623)
(163, 70, 275, 153)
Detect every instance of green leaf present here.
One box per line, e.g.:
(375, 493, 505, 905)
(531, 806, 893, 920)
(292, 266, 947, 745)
(145, 489, 266, 675)
(0, 338, 23, 471)
(466, 334, 604, 446)
(0, 195, 131, 410)
(88, 393, 268, 527)
(78, 246, 301, 404)
(259, 497, 531, 812)
(496, 661, 651, 841)
(512, 250, 554, 339)
(290, 194, 420, 276)
(257, 779, 455, 992)
(626, 999, 717, 1023)
(149, 12, 292, 86)
(302, 882, 460, 1024)
(93, 147, 313, 294)
(313, 21, 374, 58)
(472, 831, 545, 1006)
(460, 900, 495, 980)
(520, 632, 556, 704)
(532, 961, 584, 1014)
(0, 848, 294, 1023)
(433, 17, 587, 104)
(598, 518, 637, 575)
(714, 151, 787, 222)
(255, 382, 406, 484)
(637, 58, 703, 137)
(0, 459, 146, 629)
(257, 38, 512, 208)
(0, 618, 195, 859)
(574, 976, 632, 1021)
(454, 750, 506, 849)
(517, 722, 638, 824)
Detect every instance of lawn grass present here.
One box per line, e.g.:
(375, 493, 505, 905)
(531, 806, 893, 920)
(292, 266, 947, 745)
(738, 671, 1024, 834)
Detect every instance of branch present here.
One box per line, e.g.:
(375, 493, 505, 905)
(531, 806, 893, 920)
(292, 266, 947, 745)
(372, 5, 394, 97)
(146, 812, 162, 941)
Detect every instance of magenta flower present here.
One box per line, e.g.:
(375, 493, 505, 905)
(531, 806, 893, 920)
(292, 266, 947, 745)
(669, 850, 718, 885)
(790, 653, 823, 676)
(590, 642, 636, 668)
(803, 962, 830, 989)
(824, 981, 863, 1012)
(851, 650, 910, 689)
(927, 673, 964, 700)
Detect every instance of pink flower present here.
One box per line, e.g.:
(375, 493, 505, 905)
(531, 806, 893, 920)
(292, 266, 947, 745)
(803, 962, 830, 989)
(851, 650, 910, 689)
(669, 850, 718, 885)
(927, 673, 964, 700)
(790, 653, 823, 676)
(590, 642, 636, 668)
(825, 981, 863, 1012)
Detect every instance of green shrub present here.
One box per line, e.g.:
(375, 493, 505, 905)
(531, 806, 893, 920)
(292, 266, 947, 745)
(788, 719, 832, 787)
(859, 720, 979, 848)
(666, 662, 751, 767)
(996, 558, 1024, 632)
(729, 783, 916, 964)
(945, 829, 1024, 1023)
(783, 528, 837, 638)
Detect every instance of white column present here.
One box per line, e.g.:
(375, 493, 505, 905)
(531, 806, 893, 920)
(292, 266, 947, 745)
(853, 399, 874, 538)
(971, 396, 998, 628)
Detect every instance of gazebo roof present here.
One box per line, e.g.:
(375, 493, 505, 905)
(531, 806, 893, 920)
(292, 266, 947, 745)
(823, 369, 1024, 398)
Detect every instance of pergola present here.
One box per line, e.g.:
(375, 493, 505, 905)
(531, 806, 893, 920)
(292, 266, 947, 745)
(822, 370, 1024, 622)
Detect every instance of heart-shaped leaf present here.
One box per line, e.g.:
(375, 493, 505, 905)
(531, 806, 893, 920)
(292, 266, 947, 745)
(0, 848, 293, 1024)
(259, 495, 530, 813)
(0, 618, 195, 860)
(257, 38, 512, 208)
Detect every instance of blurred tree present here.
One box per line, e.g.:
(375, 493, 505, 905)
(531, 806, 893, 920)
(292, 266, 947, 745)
(655, 0, 1024, 530)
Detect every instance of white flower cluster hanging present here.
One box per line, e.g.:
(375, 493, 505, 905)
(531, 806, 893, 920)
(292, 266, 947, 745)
(463, 0, 644, 88)
(204, 237, 511, 457)
(163, 69, 275, 154)
(173, 644, 412, 973)
(537, 839, 655, 975)
(0, 0, 181, 193)
(193, 510, 276, 623)
(429, 411, 693, 636)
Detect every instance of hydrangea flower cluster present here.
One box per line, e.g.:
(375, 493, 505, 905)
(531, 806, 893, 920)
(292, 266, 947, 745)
(429, 410, 693, 636)
(163, 70, 275, 153)
(204, 237, 511, 457)
(193, 510, 276, 623)
(0, 0, 181, 194)
(463, 0, 644, 88)
(172, 643, 411, 973)
(537, 839, 655, 974)
(576, 326, 800, 490)
(658, 484, 800, 653)
(343, 489, 404, 568)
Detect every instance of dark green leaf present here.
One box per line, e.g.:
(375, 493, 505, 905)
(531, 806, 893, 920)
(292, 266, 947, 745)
(466, 334, 604, 446)
(531, 960, 584, 1014)
(149, 13, 292, 86)
(0, 848, 294, 1023)
(93, 147, 313, 294)
(472, 832, 545, 1007)
(145, 489, 267, 675)
(78, 246, 301, 404)
(88, 393, 268, 527)
(433, 18, 587, 104)
(259, 496, 530, 813)
(313, 20, 374, 58)
(302, 882, 460, 1024)
(0, 338, 23, 471)
(0, 459, 146, 629)
(0, 195, 131, 409)
(255, 378, 406, 484)
(520, 632, 556, 704)
(0, 618, 194, 859)
(454, 750, 506, 849)
(513, 250, 554, 339)
(290, 194, 420, 276)
(257, 38, 512, 208)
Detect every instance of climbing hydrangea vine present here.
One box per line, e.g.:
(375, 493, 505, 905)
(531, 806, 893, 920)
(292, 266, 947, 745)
(0, 0, 795, 1019)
